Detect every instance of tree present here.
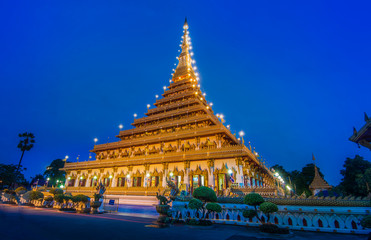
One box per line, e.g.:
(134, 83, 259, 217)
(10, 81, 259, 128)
(0, 164, 28, 188)
(339, 155, 371, 196)
(30, 174, 46, 186)
(259, 202, 278, 222)
(355, 168, 371, 195)
(44, 159, 66, 187)
(17, 132, 35, 173)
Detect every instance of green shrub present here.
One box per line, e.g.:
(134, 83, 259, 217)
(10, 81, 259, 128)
(244, 193, 265, 206)
(15, 187, 27, 194)
(361, 215, 371, 228)
(22, 191, 33, 201)
(30, 191, 44, 201)
(259, 202, 278, 222)
(50, 188, 63, 196)
(54, 194, 65, 204)
(192, 186, 217, 202)
(188, 198, 203, 210)
(206, 202, 222, 213)
(75, 194, 89, 203)
(44, 196, 53, 202)
(243, 209, 257, 219)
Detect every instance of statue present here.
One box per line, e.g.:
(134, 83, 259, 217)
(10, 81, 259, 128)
(155, 180, 180, 226)
(91, 182, 106, 214)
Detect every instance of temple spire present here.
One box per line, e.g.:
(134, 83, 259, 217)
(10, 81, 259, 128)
(173, 18, 196, 81)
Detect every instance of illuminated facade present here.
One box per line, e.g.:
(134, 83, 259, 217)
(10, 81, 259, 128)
(62, 19, 276, 197)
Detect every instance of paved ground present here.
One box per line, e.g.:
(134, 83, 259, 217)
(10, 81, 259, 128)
(0, 204, 367, 240)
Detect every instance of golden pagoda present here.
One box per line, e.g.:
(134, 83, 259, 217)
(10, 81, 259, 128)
(62, 19, 276, 197)
(309, 154, 331, 195)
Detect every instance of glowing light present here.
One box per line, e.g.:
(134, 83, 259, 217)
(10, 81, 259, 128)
(93, 176, 97, 179)
(146, 173, 150, 177)
(206, 106, 209, 109)
(239, 131, 245, 137)
(197, 84, 200, 88)
(155, 95, 159, 99)
(47, 178, 50, 181)
(126, 174, 130, 178)
(200, 98, 203, 100)
(219, 114, 224, 119)
(203, 93, 206, 96)
(56, 180, 59, 183)
(60, 185, 64, 188)
(109, 175, 113, 179)
(227, 125, 230, 129)
(228, 169, 233, 174)
(119, 124, 123, 130)
(163, 86, 166, 90)
(65, 155, 69, 159)
(169, 172, 174, 177)
(147, 104, 150, 109)
(67, 177, 71, 180)
(94, 138, 98, 143)
(286, 185, 291, 191)
(134, 113, 137, 118)
(80, 176, 83, 179)
(210, 103, 213, 106)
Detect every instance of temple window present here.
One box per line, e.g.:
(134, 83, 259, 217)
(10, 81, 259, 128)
(133, 177, 142, 187)
(67, 179, 75, 187)
(351, 220, 357, 229)
(288, 218, 293, 226)
(150, 176, 159, 187)
(117, 177, 126, 187)
(91, 178, 98, 187)
(103, 178, 110, 187)
(79, 178, 86, 187)
(192, 174, 205, 188)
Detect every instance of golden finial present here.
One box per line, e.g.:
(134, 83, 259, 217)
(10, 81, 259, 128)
(183, 17, 188, 29)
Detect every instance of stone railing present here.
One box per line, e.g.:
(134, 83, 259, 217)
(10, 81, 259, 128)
(171, 201, 370, 234)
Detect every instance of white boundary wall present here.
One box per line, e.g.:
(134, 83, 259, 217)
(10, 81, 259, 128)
(172, 201, 371, 235)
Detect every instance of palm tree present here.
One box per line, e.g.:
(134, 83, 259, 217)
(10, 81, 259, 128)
(17, 132, 35, 172)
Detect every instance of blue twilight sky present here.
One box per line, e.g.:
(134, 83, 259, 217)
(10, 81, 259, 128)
(0, 1, 370, 185)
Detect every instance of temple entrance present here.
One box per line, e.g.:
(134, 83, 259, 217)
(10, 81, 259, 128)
(192, 174, 205, 188)
(217, 174, 229, 194)
(173, 175, 182, 188)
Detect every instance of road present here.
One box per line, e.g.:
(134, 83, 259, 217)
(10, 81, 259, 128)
(0, 204, 365, 240)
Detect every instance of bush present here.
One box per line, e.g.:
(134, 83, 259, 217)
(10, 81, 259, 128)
(22, 191, 33, 201)
(244, 193, 264, 206)
(192, 186, 217, 202)
(361, 215, 371, 228)
(50, 188, 63, 196)
(243, 209, 257, 219)
(188, 198, 203, 210)
(44, 196, 53, 202)
(15, 187, 27, 194)
(30, 191, 44, 201)
(73, 194, 89, 203)
(259, 223, 289, 234)
(206, 203, 222, 213)
(54, 194, 65, 204)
